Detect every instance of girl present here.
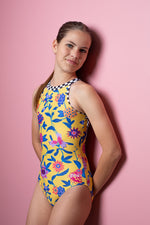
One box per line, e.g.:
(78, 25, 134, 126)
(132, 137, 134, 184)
(26, 21, 121, 225)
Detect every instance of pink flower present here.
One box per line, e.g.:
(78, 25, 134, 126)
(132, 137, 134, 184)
(69, 169, 82, 184)
(52, 186, 58, 195)
(55, 94, 60, 102)
(87, 176, 90, 186)
(52, 161, 64, 172)
(82, 157, 87, 170)
(40, 133, 47, 143)
(40, 133, 43, 143)
(49, 133, 67, 148)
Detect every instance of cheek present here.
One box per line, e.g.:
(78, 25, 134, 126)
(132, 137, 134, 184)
(80, 54, 88, 63)
(59, 48, 70, 58)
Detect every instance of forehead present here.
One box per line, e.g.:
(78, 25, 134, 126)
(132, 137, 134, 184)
(62, 29, 91, 48)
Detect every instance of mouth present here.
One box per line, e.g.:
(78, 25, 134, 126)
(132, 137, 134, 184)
(66, 59, 78, 66)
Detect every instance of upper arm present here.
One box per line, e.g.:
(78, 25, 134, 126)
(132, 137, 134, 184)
(75, 84, 120, 153)
(32, 89, 40, 144)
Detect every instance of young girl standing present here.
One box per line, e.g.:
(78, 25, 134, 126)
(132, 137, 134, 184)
(26, 21, 121, 225)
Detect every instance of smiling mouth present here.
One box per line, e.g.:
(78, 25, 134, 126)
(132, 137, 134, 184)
(66, 59, 78, 65)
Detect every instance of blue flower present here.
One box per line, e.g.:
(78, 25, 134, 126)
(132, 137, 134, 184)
(38, 113, 44, 124)
(58, 94, 65, 107)
(43, 183, 50, 192)
(57, 186, 65, 197)
(44, 93, 53, 102)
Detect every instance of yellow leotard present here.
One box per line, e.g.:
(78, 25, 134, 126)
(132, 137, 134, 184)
(37, 78, 93, 206)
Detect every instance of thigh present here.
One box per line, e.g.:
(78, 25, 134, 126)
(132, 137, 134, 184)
(48, 185, 92, 225)
(26, 182, 53, 225)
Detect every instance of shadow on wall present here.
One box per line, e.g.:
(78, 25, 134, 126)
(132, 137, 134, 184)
(77, 28, 126, 225)
(77, 27, 103, 81)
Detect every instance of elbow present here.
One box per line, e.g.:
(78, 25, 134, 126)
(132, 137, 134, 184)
(102, 145, 122, 164)
(32, 137, 41, 151)
(111, 146, 122, 163)
(32, 136, 36, 149)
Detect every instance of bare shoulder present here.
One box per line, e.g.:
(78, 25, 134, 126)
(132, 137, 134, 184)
(70, 79, 108, 121)
(73, 80, 99, 98)
(73, 80, 104, 107)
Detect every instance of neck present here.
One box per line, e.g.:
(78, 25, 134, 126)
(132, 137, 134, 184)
(50, 70, 77, 86)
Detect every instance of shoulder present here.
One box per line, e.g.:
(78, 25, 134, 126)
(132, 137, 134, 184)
(72, 80, 105, 113)
(73, 80, 98, 98)
(73, 80, 103, 104)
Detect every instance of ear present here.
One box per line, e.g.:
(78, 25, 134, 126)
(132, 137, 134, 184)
(52, 40, 58, 54)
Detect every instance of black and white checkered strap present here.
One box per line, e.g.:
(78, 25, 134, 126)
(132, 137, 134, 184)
(47, 77, 90, 126)
(47, 78, 79, 91)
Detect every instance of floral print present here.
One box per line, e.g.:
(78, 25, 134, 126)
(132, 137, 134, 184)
(52, 161, 64, 172)
(69, 169, 82, 184)
(63, 107, 77, 118)
(82, 157, 88, 170)
(55, 94, 61, 102)
(40, 133, 47, 143)
(67, 127, 81, 139)
(57, 93, 65, 107)
(52, 186, 58, 194)
(37, 78, 93, 206)
(38, 113, 44, 124)
(57, 186, 65, 197)
(49, 133, 67, 148)
(43, 183, 50, 192)
(41, 166, 49, 178)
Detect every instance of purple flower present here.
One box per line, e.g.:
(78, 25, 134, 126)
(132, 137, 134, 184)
(41, 166, 49, 178)
(67, 127, 81, 139)
(49, 133, 67, 148)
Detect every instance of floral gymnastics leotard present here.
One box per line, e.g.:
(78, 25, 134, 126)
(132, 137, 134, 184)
(37, 78, 93, 206)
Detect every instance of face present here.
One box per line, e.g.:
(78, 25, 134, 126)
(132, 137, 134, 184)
(52, 29, 91, 75)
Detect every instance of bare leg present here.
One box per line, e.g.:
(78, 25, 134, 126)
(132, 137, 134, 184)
(48, 185, 92, 225)
(26, 182, 53, 225)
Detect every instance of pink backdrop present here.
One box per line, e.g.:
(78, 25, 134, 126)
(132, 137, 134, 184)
(1, 0, 150, 224)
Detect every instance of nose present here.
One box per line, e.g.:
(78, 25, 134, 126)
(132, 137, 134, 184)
(71, 48, 80, 60)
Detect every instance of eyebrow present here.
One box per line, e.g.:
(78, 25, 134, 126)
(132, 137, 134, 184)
(67, 41, 89, 50)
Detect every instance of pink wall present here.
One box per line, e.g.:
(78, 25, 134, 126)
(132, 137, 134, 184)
(1, 0, 150, 224)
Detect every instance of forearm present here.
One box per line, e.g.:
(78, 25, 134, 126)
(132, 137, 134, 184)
(32, 141, 42, 161)
(93, 149, 121, 196)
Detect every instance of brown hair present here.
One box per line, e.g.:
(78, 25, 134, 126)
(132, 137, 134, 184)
(33, 21, 92, 111)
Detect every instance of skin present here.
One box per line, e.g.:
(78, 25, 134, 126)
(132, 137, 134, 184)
(26, 29, 121, 225)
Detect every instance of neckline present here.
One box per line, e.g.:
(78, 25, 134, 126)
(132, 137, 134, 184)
(48, 78, 79, 90)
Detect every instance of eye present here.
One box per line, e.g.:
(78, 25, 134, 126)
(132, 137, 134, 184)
(79, 48, 87, 53)
(66, 43, 73, 48)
